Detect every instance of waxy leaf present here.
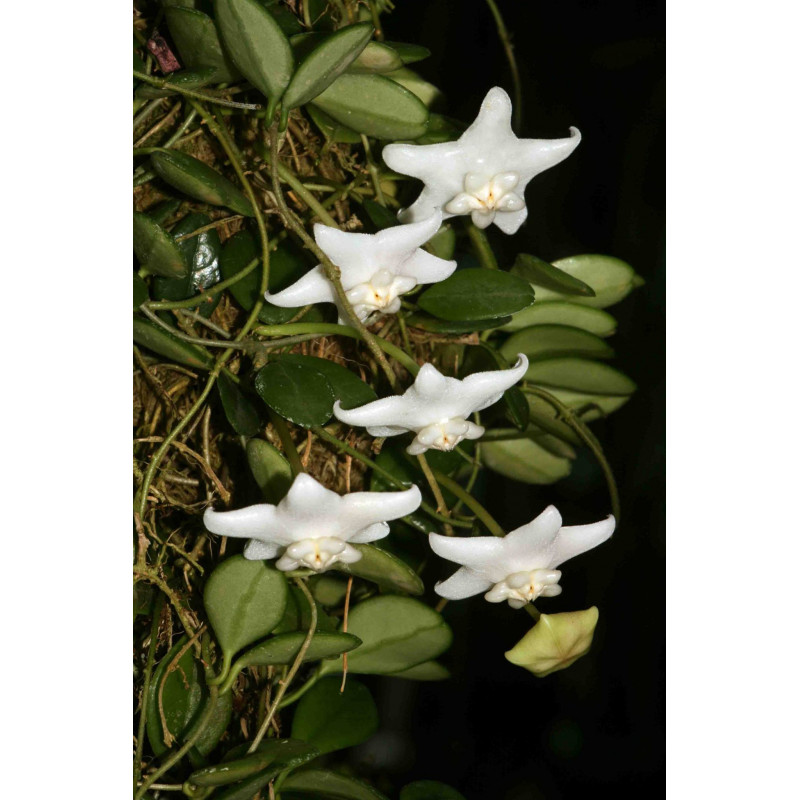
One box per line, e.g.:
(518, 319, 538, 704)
(405, 313, 511, 333)
(133, 273, 148, 311)
(190, 739, 318, 788)
(321, 596, 452, 675)
(332, 543, 424, 596)
(536, 255, 642, 309)
(424, 222, 456, 260)
(307, 104, 363, 143)
(400, 782, 466, 800)
(280, 769, 390, 800)
(285, 23, 374, 109)
(311, 73, 429, 140)
(132, 317, 213, 369)
(273, 354, 377, 409)
(481, 437, 572, 485)
(214, 0, 294, 106)
(231, 631, 361, 670)
(524, 357, 636, 396)
(203, 556, 289, 664)
(349, 41, 403, 74)
(511, 253, 596, 297)
(246, 438, 292, 503)
(218, 372, 261, 436)
(292, 677, 378, 754)
(500, 325, 614, 363)
(385, 66, 441, 107)
(502, 301, 618, 336)
(505, 607, 599, 676)
(418, 268, 535, 321)
(383, 42, 431, 65)
(255, 361, 336, 427)
(389, 661, 450, 681)
(362, 197, 399, 230)
(529, 388, 631, 423)
(165, 6, 240, 82)
(151, 150, 254, 216)
(273, 584, 338, 635)
(133, 211, 188, 278)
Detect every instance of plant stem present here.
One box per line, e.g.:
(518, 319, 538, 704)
(134, 70, 263, 110)
(360, 134, 387, 205)
(466, 223, 499, 270)
(268, 409, 304, 476)
(484, 0, 523, 131)
(278, 667, 322, 708)
(433, 471, 505, 537)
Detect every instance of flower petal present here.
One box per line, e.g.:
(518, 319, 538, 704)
(266, 265, 336, 307)
(492, 206, 528, 235)
(396, 245, 456, 285)
(348, 521, 390, 544)
(313, 224, 376, 285)
(203, 504, 279, 540)
(280, 473, 342, 520)
(333, 396, 418, 435)
(460, 86, 515, 147)
(428, 532, 508, 582)
(434, 566, 494, 600)
(503, 505, 563, 560)
(549, 515, 616, 568)
(456, 354, 528, 415)
(515, 126, 582, 183)
(341, 485, 422, 536)
(243, 539, 282, 560)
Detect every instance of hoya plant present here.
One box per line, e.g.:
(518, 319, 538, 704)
(133, 1, 642, 798)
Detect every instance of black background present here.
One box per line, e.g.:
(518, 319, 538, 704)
(354, 1, 664, 797)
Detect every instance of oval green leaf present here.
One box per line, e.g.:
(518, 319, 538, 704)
(311, 73, 429, 140)
(502, 300, 618, 336)
(280, 769, 389, 800)
(500, 325, 614, 363)
(306, 103, 363, 143)
(481, 437, 572, 485)
(349, 41, 403, 73)
(214, 0, 294, 105)
(165, 6, 240, 82)
(203, 556, 289, 664)
(150, 150, 254, 216)
(332, 543, 424, 595)
(418, 268, 535, 321)
(383, 42, 431, 65)
(274, 354, 376, 409)
(389, 661, 450, 681)
(218, 371, 262, 436)
(292, 677, 378, 755)
(531, 388, 631, 423)
(233, 631, 361, 671)
(405, 313, 512, 333)
(133, 211, 188, 279)
(511, 253, 596, 297)
(246, 438, 292, 503)
(133, 273, 148, 311)
(534, 254, 641, 308)
(133, 317, 213, 369)
(254, 361, 336, 427)
(284, 23, 374, 108)
(385, 66, 442, 108)
(524, 357, 636, 396)
(320, 596, 452, 675)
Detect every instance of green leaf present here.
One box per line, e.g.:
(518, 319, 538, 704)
(254, 361, 336, 427)
(133, 212, 188, 279)
(529, 388, 631, 423)
(503, 385, 530, 430)
(273, 584, 338, 634)
(400, 782, 466, 800)
(190, 739, 319, 788)
(310, 575, 349, 607)
(321, 596, 452, 675)
(311, 73, 429, 140)
(524, 357, 636, 396)
(144, 198, 182, 226)
(135, 67, 218, 99)
(424, 222, 455, 260)
(214, 0, 294, 106)
(165, 6, 240, 82)
(204, 556, 289, 665)
(389, 660, 450, 681)
(284, 23, 374, 109)
(362, 197, 399, 230)
(511, 253, 596, 297)
(307, 104, 363, 144)
(385, 66, 441, 108)
(500, 325, 614, 363)
(218, 372, 262, 436)
(280, 769, 390, 800)
(332, 543, 424, 595)
(481, 437, 572, 485)
(348, 41, 403, 73)
(382, 42, 431, 65)
(292, 677, 378, 754)
(418, 269, 535, 321)
(150, 150, 254, 216)
(411, 114, 465, 145)
(133, 273, 149, 311)
(232, 631, 361, 670)
(534, 254, 642, 308)
(146, 637, 232, 757)
(133, 317, 213, 369)
(246, 438, 293, 503)
(273, 354, 377, 409)
(501, 300, 618, 336)
(405, 313, 511, 333)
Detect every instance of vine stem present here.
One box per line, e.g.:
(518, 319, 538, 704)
(265, 125, 400, 392)
(249, 579, 317, 753)
(134, 70, 263, 110)
(433, 471, 506, 537)
(521, 385, 621, 521)
(416, 452, 451, 520)
(483, 0, 523, 131)
(466, 223, 500, 270)
(360, 134, 387, 205)
(134, 686, 220, 800)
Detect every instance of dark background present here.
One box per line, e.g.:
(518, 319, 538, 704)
(355, 1, 664, 797)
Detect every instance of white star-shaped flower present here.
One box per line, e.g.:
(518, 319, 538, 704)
(429, 506, 615, 608)
(382, 87, 581, 234)
(332, 355, 528, 455)
(265, 211, 455, 324)
(203, 473, 421, 572)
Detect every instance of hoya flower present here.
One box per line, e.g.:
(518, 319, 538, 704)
(265, 211, 455, 323)
(333, 355, 528, 455)
(429, 506, 615, 608)
(203, 473, 421, 572)
(382, 86, 581, 234)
